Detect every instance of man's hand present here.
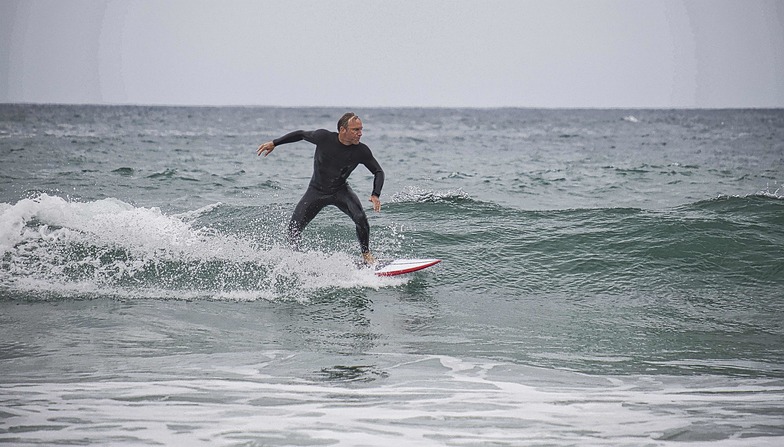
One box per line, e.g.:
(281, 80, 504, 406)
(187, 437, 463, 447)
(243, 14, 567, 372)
(369, 195, 381, 212)
(257, 141, 275, 157)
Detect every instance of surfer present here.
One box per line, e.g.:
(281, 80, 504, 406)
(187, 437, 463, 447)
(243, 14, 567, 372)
(257, 112, 384, 265)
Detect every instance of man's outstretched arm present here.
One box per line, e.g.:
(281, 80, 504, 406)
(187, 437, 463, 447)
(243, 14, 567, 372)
(257, 130, 315, 156)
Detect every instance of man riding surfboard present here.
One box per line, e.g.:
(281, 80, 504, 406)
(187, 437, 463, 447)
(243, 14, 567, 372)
(257, 112, 384, 265)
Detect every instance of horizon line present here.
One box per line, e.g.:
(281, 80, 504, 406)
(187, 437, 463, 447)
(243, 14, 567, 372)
(2, 101, 783, 111)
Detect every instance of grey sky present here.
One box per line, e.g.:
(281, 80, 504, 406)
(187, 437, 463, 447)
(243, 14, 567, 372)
(2, 0, 783, 108)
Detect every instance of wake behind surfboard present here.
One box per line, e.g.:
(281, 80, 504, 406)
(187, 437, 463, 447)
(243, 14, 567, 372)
(373, 258, 441, 277)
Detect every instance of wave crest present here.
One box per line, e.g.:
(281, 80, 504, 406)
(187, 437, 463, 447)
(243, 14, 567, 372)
(390, 186, 473, 204)
(0, 194, 399, 301)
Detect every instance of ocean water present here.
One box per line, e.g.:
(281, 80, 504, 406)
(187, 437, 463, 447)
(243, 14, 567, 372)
(1, 104, 783, 446)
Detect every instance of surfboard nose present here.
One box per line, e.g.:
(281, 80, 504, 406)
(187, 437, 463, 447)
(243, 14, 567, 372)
(374, 258, 441, 276)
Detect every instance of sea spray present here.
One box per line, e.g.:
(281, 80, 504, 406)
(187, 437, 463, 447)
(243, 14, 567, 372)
(0, 194, 402, 300)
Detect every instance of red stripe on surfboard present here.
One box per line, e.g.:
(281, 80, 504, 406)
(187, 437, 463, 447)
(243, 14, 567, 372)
(375, 259, 441, 277)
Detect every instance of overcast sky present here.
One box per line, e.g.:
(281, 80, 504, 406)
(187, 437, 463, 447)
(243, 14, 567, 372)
(1, 0, 783, 108)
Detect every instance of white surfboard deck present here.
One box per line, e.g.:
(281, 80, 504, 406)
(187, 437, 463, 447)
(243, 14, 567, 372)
(374, 258, 441, 277)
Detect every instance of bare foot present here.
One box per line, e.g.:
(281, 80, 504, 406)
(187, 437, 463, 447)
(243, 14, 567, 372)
(362, 252, 377, 265)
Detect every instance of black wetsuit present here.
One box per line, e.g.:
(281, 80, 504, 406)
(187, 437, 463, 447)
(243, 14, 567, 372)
(272, 129, 384, 253)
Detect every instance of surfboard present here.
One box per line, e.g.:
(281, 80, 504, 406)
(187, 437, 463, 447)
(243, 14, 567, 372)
(374, 258, 441, 277)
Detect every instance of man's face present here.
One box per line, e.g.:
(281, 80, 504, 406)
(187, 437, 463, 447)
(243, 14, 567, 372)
(340, 118, 363, 145)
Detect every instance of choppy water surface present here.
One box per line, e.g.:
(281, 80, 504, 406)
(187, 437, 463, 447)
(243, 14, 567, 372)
(1, 105, 783, 445)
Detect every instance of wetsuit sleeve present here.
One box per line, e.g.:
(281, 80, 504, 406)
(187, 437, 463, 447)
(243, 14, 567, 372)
(272, 130, 323, 146)
(364, 155, 384, 197)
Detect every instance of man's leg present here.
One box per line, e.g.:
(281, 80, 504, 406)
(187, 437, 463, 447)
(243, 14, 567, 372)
(288, 189, 327, 251)
(334, 187, 372, 260)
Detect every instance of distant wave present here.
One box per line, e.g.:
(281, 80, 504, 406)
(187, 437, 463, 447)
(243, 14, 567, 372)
(682, 191, 784, 212)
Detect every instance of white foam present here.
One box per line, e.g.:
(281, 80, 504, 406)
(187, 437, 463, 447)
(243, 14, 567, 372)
(758, 181, 783, 199)
(3, 352, 782, 446)
(0, 194, 404, 300)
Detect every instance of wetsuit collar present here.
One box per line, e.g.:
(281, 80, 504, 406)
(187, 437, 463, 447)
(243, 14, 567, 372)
(338, 134, 353, 146)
